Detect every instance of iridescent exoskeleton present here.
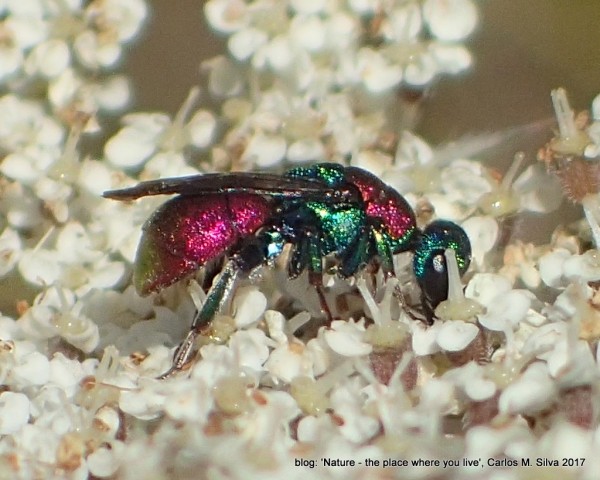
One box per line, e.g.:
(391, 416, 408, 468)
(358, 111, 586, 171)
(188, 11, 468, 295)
(104, 163, 471, 376)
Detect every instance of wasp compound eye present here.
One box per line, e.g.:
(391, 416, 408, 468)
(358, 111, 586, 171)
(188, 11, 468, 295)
(412, 220, 472, 311)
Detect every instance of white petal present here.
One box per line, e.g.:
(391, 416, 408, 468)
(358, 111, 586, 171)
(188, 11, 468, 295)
(18, 249, 61, 286)
(105, 131, 157, 168)
(563, 250, 600, 282)
(25, 39, 70, 78)
(499, 363, 557, 415)
(287, 138, 325, 163)
(436, 320, 479, 351)
(11, 351, 50, 386)
(164, 382, 212, 422)
(404, 52, 437, 86)
(464, 273, 512, 306)
(100, 0, 148, 42)
(77, 160, 115, 196)
(232, 287, 267, 328)
(1, 151, 43, 183)
(591, 93, 600, 121)
(0, 227, 21, 277)
(87, 443, 123, 478)
(86, 261, 126, 290)
(58, 315, 100, 353)
(0, 44, 23, 80)
(74, 30, 121, 69)
(187, 109, 217, 148)
(264, 345, 304, 383)
(477, 290, 531, 331)
(347, 0, 378, 14)
(423, 0, 478, 41)
(538, 249, 571, 288)
(92, 75, 131, 112)
(228, 27, 267, 61)
(411, 321, 443, 355)
(357, 48, 402, 93)
(0, 392, 30, 434)
(382, 4, 422, 42)
(242, 133, 286, 167)
(420, 378, 454, 410)
(265, 36, 293, 71)
(323, 321, 372, 356)
(464, 377, 497, 401)
(229, 330, 270, 370)
(325, 12, 358, 50)
(47, 68, 80, 109)
(290, 15, 325, 52)
(461, 216, 498, 267)
(431, 43, 472, 73)
(204, 0, 248, 33)
(119, 385, 166, 420)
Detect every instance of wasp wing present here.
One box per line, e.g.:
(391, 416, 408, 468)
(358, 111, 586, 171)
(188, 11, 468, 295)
(103, 172, 340, 201)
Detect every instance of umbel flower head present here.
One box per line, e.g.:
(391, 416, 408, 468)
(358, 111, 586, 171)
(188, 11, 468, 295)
(6, 1, 600, 479)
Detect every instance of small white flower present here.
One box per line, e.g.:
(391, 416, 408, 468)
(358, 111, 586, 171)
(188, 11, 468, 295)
(420, 377, 455, 411)
(0, 227, 21, 277)
(164, 380, 213, 423)
(539, 248, 571, 288)
(411, 321, 443, 355)
(231, 286, 267, 328)
(105, 88, 211, 171)
(465, 272, 512, 302)
(228, 329, 271, 372)
(446, 363, 497, 401)
(241, 132, 287, 167)
(105, 113, 170, 169)
(330, 379, 380, 442)
(119, 381, 167, 420)
(204, 0, 249, 34)
(11, 350, 51, 386)
(461, 216, 499, 269)
(423, 0, 478, 42)
(563, 250, 600, 282)
(477, 290, 532, 331)
(499, 362, 557, 415)
(0, 392, 30, 434)
(24, 38, 70, 78)
(357, 47, 403, 93)
(287, 138, 325, 163)
(436, 320, 479, 351)
(0, 39, 23, 82)
(87, 442, 124, 478)
(323, 320, 372, 357)
(19, 286, 100, 353)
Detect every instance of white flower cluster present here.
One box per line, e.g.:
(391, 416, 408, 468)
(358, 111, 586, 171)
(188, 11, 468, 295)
(101, 0, 477, 176)
(3, 0, 600, 479)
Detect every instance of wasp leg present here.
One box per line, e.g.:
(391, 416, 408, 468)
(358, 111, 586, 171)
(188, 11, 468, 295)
(158, 260, 239, 379)
(288, 232, 334, 324)
(338, 226, 372, 278)
(371, 226, 395, 278)
(306, 239, 334, 325)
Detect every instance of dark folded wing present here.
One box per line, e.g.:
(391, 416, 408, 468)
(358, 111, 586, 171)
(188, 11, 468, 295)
(103, 172, 336, 200)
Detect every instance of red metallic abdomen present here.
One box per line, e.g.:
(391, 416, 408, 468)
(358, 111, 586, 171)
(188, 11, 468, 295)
(134, 193, 272, 295)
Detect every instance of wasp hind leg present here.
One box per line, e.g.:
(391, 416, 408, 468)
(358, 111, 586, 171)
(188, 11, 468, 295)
(158, 260, 240, 379)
